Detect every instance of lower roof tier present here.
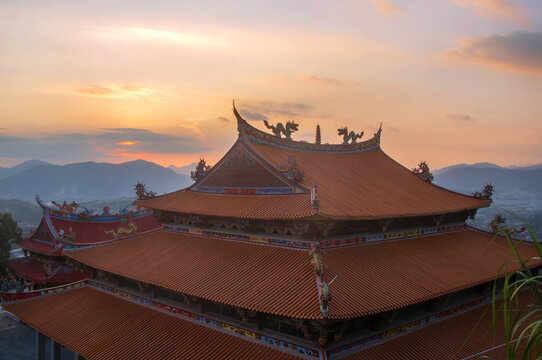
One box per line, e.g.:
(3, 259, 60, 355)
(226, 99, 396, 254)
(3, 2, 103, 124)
(66, 228, 539, 320)
(4, 284, 534, 359)
(18, 238, 62, 256)
(343, 291, 533, 359)
(3, 286, 301, 360)
(8, 257, 89, 283)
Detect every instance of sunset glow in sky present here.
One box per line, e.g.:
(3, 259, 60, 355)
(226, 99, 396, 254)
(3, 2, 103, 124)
(1, 0, 541, 169)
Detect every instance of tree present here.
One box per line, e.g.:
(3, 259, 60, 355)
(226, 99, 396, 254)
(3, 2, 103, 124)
(0, 213, 22, 276)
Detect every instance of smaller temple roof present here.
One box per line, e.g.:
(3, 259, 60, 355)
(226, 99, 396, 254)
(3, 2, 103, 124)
(30, 197, 161, 248)
(8, 257, 89, 283)
(4, 286, 302, 360)
(18, 236, 62, 256)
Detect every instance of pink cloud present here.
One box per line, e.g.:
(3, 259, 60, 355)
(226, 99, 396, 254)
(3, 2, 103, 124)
(453, 0, 527, 24)
(371, 0, 402, 17)
(442, 32, 542, 76)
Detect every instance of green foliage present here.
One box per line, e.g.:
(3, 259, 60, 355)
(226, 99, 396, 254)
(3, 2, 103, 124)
(491, 221, 542, 359)
(0, 212, 22, 276)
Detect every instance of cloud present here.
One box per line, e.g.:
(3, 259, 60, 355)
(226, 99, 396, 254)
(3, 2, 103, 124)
(241, 100, 314, 119)
(371, 0, 402, 17)
(0, 128, 207, 163)
(442, 32, 542, 76)
(93, 26, 226, 49)
(272, 74, 361, 89)
(453, 0, 527, 24)
(217, 116, 229, 122)
(447, 113, 474, 121)
(239, 110, 269, 121)
(75, 84, 168, 100)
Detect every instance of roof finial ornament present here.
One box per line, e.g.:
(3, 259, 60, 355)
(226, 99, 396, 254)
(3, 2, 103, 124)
(411, 161, 434, 183)
(191, 158, 212, 182)
(337, 127, 364, 144)
(315, 124, 321, 144)
(374, 122, 383, 138)
(311, 184, 319, 213)
(472, 183, 494, 200)
(263, 120, 299, 139)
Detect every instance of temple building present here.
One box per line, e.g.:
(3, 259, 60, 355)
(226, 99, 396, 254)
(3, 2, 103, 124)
(5, 196, 160, 290)
(2, 104, 540, 359)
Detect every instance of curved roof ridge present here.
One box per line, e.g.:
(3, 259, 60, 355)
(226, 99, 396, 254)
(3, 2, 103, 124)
(233, 100, 382, 153)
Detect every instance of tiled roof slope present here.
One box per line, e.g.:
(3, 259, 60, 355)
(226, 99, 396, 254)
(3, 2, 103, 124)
(18, 238, 62, 256)
(67, 231, 322, 319)
(67, 229, 538, 320)
(47, 211, 161, 244)
(138, 191, 311, 219)
(139, 111, 489, 220)
(8, 257, 89, 283)
(345, 292, 533, 359)
(323, 229, 539, 319)
(251, 141, 488, 220)
(4, 287, 301, 360)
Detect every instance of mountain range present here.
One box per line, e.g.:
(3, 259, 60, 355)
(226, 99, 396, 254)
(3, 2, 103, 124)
(0, 159, 193, 202)
(433, 162, 542, 196)
(168, 162, 197, 176)
(0, 159, 540, 236)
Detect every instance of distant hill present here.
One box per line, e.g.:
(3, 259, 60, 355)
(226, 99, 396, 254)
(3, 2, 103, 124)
(434, 163, 542, 196)
(0, 199, 42, 226)
(168, 163, 197, 176)
(432, 162, 501, 175)
(0, 160, 50, 180)
(0, 159, 193, 202)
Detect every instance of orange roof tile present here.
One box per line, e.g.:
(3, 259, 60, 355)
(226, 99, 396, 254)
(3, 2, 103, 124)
(4, 286, 302, 360)
(66, 229, 538, 320)
(250, 141, 489, 220)
(138, 191, 312, 219)
(324, 229, 539, 319)
(67, 231, 322, 319)
(343, 292, 534, 359)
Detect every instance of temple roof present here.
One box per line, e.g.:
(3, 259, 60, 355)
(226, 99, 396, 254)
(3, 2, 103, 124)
(66, 228, 539, 320)
(4, 286, 302, 360)
(27, 197, 161, 248)
(138, 105, 490, 220)
(8, 257, 89, 283)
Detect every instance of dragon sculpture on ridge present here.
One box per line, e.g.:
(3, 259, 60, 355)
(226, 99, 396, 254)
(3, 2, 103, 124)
(263, 120, 299, 139)
(338, 127, 364, 144)
(104, 214, 137, 239)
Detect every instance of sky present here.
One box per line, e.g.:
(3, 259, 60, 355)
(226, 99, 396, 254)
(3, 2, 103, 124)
(0, 0, 541, 169)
